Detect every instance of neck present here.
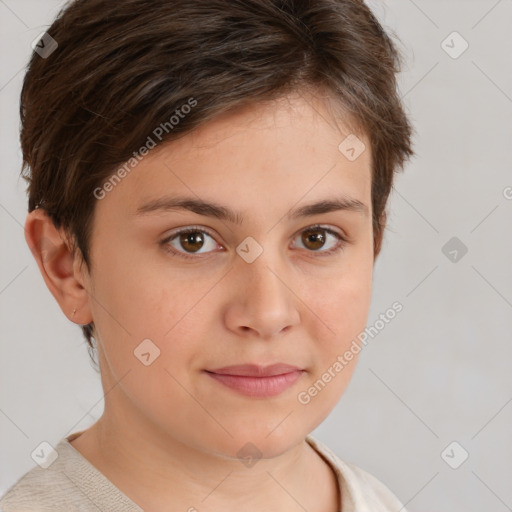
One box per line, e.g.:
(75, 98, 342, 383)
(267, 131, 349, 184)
(70, 413, 340, 512)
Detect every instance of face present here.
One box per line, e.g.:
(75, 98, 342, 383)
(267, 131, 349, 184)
(80, 90, 374, 459)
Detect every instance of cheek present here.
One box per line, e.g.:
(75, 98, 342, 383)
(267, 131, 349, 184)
(296, 250, 373, 401)
(89, 256, 215, 400)
(88, 246, 185, 339)
(302, 250, 373, 340)
(294, 282, 371, 425)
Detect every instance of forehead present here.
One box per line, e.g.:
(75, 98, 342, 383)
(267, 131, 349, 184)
(99, 91, 372, 219)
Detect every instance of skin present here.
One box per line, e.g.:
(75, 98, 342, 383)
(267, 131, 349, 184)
(25, 88, 381, 512)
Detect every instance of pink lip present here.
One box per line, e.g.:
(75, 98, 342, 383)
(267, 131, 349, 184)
(205, 364, 305, 397)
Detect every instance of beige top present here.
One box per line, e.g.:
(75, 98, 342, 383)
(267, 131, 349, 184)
(1, 431, 407, 511)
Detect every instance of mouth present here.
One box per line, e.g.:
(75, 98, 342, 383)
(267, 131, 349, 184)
(204, 363, 305, 398)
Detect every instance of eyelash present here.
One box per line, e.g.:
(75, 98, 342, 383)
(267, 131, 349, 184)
(160, 224, 348, 261)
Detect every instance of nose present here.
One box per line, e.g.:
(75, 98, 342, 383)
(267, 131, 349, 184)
(224, 251, 301, 340)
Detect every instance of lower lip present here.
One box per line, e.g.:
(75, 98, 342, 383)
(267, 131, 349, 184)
(205, 370, 304, 398)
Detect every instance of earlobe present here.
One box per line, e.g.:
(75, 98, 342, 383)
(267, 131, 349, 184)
(24, 208, 93, 326)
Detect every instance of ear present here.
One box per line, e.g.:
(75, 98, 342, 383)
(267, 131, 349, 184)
(24, 208, 93, 326)
(373, 210, 387, 261)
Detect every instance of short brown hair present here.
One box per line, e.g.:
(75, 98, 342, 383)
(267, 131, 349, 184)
(20, 0, 413, 357)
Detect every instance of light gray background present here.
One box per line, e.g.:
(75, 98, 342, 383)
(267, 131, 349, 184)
(1, 1, 511, 510)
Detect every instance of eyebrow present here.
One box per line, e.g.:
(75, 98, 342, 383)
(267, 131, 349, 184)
(134, 194, 368, 223)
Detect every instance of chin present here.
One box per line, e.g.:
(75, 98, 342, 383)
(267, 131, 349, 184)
(202, 422, 309, 462)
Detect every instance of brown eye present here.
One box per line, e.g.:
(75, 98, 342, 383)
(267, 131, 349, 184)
(292, 225, 346, 256)
(301, 228, 327, 251)
(162, 227, 220, 258)
(179, 231, 205, 253)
